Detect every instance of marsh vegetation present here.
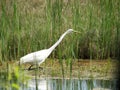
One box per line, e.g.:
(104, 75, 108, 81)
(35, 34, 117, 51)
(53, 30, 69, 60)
(0, 0, 119, 61)
(0, 0, 119, 90)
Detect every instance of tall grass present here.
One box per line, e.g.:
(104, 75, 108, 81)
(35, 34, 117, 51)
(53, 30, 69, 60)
(0, 0, 119, 61)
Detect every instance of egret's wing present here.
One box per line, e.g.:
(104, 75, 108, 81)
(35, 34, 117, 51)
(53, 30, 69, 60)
(20, 49, 49, 64)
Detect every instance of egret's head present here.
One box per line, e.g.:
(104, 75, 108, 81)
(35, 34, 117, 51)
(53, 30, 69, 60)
(67, 29, 74, 33)
(67, 29, 80, 34)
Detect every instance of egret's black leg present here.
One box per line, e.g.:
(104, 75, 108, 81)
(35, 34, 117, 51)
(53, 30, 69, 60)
(39, 66, 43, 70)
(28, 65, 43, 70)
(28, 65, 33, 70)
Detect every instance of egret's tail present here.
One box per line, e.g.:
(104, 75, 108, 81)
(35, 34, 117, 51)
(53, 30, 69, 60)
(19, 57, 25, 65)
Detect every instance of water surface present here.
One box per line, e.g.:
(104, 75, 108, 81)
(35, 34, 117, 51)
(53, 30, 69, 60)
(22, 78, 117, 90)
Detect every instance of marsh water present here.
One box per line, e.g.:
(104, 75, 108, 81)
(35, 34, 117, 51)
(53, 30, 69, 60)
(25, 78, 117, 90)
(0, 78, 117, 90)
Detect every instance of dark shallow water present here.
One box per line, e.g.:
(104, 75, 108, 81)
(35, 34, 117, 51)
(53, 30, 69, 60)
(20, 78, 117, 90)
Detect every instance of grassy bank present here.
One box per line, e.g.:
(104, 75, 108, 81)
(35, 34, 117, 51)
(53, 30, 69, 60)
(0, 0, 120, 61)
(0, 59, 118, 79)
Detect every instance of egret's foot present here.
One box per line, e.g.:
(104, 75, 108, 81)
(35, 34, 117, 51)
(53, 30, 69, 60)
(28, 67, 36, 70)
(27, 66, 43, 71)
(28, 65, 34, 71)
(39, 66, 43, 70)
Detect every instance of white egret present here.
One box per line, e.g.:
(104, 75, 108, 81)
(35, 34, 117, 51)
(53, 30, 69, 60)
(20, 29, 80, 70)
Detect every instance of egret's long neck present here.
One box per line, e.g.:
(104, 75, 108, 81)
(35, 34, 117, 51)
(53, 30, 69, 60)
(49, 31, 69, 52)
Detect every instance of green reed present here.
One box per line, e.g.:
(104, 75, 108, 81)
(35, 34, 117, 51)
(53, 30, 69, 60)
(0, 0, 119, 80)
(0, 0, 119, 60)
(0, 1, 119, 89)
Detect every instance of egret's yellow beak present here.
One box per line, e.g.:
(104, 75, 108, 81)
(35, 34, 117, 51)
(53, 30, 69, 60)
(73, 30, 81, 34)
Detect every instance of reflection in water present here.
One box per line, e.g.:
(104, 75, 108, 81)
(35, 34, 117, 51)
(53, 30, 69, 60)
(26, 79, 117, 90)
(27, 79, 50, 90)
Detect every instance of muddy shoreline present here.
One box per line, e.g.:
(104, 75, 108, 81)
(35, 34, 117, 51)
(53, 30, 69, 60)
(0, 59, 119, 79)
